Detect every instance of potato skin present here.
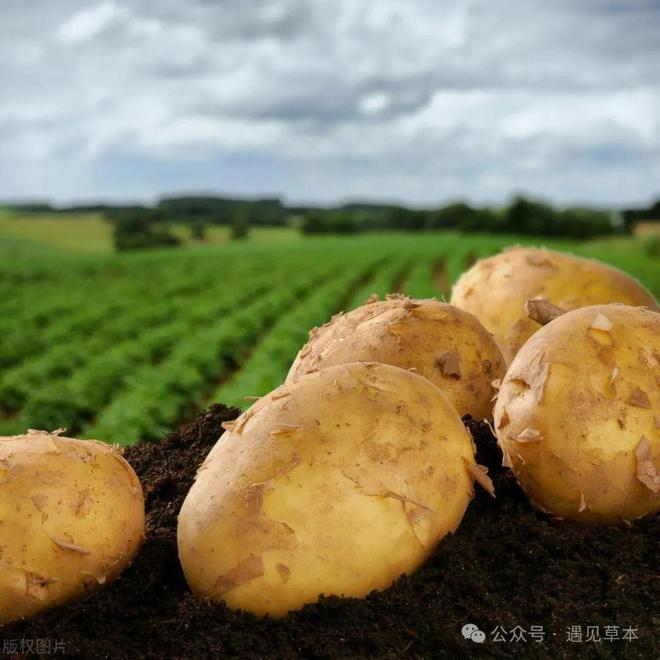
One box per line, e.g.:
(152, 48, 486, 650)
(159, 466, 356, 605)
(0, 431, 145, 624)
(494, 305, 660, 524)
(178, 362, 476, 617)
(451, 247, 658, 364)
(287, 296, 505, 420)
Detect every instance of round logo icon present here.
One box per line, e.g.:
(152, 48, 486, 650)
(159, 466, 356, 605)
(461, 623, 485, 643)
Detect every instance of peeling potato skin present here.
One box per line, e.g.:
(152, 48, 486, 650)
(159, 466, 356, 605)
(494, 304, 660, 524)
(451, 247, 658, 364)
(178, 362, 476, 617)
(286, 296, 505, 421)
(0, 431, 145, 624)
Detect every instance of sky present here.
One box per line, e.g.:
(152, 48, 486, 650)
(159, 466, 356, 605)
(1, 0, 659, 207)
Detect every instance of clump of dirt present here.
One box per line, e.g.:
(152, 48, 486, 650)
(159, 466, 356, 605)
(4, 407, 658, 659)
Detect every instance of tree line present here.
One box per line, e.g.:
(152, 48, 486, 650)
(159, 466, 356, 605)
(298, 198, 622, 239)
(4, 194, 657, 251)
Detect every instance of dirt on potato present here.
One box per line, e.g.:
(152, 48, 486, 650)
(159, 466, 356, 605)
(4, 404, 658, 659)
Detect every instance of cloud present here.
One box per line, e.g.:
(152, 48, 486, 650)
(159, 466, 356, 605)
(0, 0, 658, 205)
(56, 2, 129, 44)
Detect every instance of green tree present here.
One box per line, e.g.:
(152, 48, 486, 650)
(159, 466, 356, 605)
(507, 196, 555, 235)
(230, 208, 250, 240)
(300, 211, 325, 235)
(433, 202, 475, 230)
(326, 210, 359, 234)
(110, 208, 181, 252)
(190, 220, 207, 241)
(386, 206, 413, 230)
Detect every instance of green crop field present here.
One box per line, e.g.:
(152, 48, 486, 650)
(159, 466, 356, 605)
(1, 225, 657, 445)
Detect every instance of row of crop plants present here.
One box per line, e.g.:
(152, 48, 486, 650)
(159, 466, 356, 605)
(0, 261, 286, 436)
(82, 258, 348, 444)
(210, 253, 394, 410)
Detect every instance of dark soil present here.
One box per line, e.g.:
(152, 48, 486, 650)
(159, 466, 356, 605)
(4, 405, 658, 659)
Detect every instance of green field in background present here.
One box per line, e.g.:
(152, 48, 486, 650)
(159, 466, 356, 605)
(0, 212, 301, 255)
(1, 217, 657, 446)
(0, 213, 113, 253)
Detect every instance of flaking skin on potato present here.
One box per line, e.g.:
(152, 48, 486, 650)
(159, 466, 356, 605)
(287, 294, 505, 420)
(451, 247, 658, 364)
(494, 304, 660, 524)
(0, 430, 145, 624)
(178, 362, 481, 617)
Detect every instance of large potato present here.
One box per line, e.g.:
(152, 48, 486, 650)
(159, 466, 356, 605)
(0, 430, 145, 624)
(178, 362, 478, 617)
(494, 304, 660, 524)
(287, 295, 505, 420)
(451, 247, 658, 363)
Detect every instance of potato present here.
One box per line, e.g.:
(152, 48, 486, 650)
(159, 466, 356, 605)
(178, 362, 479, 617)
(451, 247, 658, 363)
(0, 430, 145, 624)
(494, 304, 660, 524)
(287, 295, 506, 420)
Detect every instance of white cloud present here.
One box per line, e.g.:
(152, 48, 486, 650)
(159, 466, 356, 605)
(56, 1, 127, 44)
(359, 92, 391, 116)
(56, 1, 162, 45)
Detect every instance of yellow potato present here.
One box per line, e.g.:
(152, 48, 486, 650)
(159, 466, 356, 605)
(494, 304, 660, 524)
(0, 430, 145, 624)
(178, 362, 478, 617)
(451, 247, 658, 363)
(287, 295, 505, 420)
